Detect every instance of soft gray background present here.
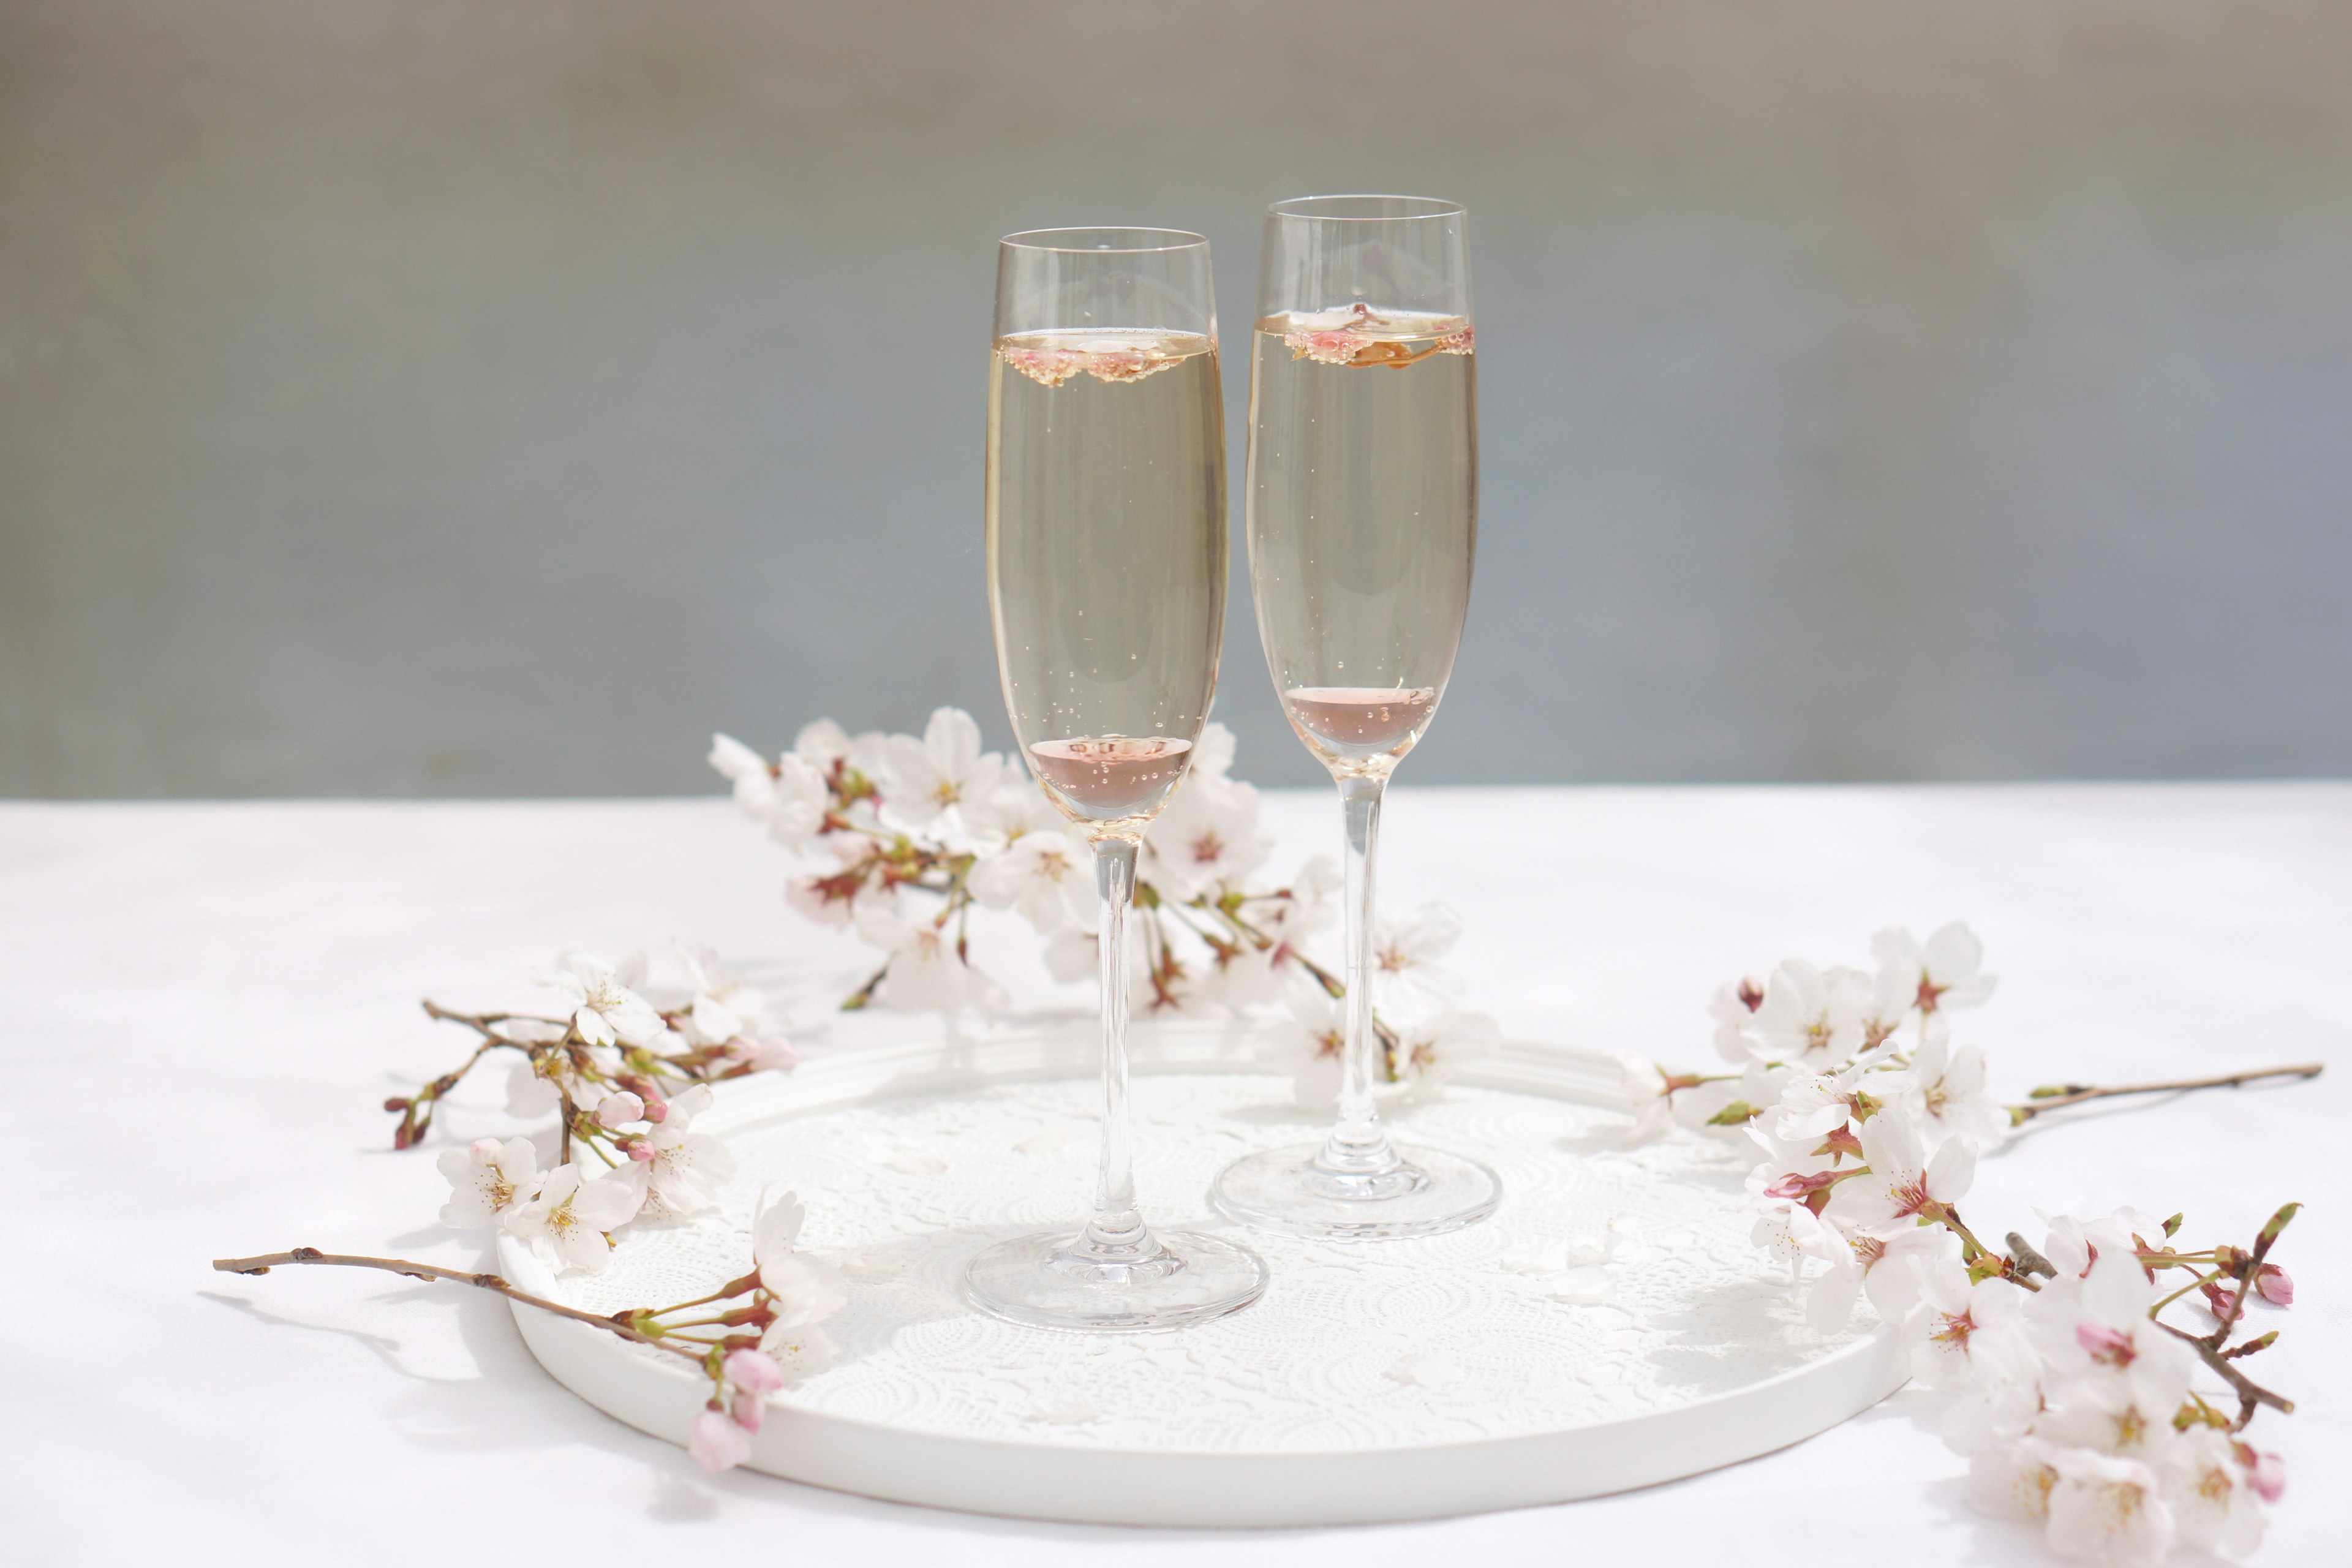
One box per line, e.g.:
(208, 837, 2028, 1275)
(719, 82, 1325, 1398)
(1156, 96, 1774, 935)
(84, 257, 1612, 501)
(3, 0, 2348, 797)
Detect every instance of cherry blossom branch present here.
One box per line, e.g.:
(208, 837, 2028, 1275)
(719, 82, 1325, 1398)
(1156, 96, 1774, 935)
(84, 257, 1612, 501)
(2009, 1063, 2322, 1123)
(211, 1248, 701, 1362)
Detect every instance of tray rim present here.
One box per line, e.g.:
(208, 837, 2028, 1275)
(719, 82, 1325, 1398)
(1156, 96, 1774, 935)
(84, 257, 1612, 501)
(499, 1019, 1907, 1524)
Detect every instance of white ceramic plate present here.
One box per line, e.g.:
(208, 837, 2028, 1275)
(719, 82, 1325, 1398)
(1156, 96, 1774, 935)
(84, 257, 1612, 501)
(500, 1020, 1904, 1526)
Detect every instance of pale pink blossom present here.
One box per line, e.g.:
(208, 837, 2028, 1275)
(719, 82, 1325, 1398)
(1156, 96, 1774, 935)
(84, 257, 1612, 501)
(854, 900, 983, 1014)
(1708, 975, 1765, 1062)
(538, 952, 667, 1049)
(503, 1163, 639, 1274)
(594, 1091, 646, 1129)
(1874, 922, 1997, 1016)
(2160, 1427, 2269, 1559)
(1908, 1256, 2027, 1390)
(1905, 1019, 2007, 1148)
(436, 1137, 541, 1229)
(876, 708, 1007, 828)
(688, 1406, 753, 1472)
(1743, 960, 1871, 1067)
(970, 826, 1095, 933)
(2047, 1447, 2174, 1566)
(1372, 904, 1468, 1008)
(725, 1347, 786, 1398)
(619, 1084, 737, 1216)
(1142, 774, 1272, 901)
(1968, 1436, 2062, 1523)
(760, 1323, 839, 1382)
(1823, 1107, 1975, 1235)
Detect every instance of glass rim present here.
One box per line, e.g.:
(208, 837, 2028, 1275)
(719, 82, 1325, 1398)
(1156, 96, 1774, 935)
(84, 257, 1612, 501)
(1264, 194, 1464, 224)
(999, 226, 1210, 255)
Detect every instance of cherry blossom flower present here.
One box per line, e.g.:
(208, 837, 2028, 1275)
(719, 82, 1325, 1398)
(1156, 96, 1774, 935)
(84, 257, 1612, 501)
(877, 708, 1006, 828)
(2030, 1250, 2197, 1422)
(688, 1406, 753, 1472)
(1909, 1256, 2027, 1390)
(854, 900, 987, 1013)
(2046, 1447, 2174, 1566)
(437, 1137, 541, 1229)
(761, 1323, 839, 1382)
(1969, 1435, 2063, 1524)
(539, 952, 667, 1049)
(2158, 1427, 2270, 1559)
(708, 733, 778, 816)
(503, 1163, 639, 1274)
(722, 1347, 786, 1434)
(1823, 1106, 1975, 1235)
(619, 1085, 736, 1216)
(1771, 1044, 1899, 1142)
(963, 774, 1064, 841)
(1142, 774, 1272, 901)
(1394, 1009, 1501, 1098)
(1263, 981, 1349, 1108)
(753, 1187, 847, 1333)
(675, 944, 780, 1050)
(1373, 904, 1468, 1008)
(1286, 328, 1373, 364)
(1708, 976, 1765, 1063)
(970, 826, 1095, 933)
(1614, 1053, 1676, 1142)
(1800, 1220, 1947, 1333)
(1742, 960, 1870, 1067)
(1875, 922, 1997, 1016)
(1905, 1019, 2007, 1148)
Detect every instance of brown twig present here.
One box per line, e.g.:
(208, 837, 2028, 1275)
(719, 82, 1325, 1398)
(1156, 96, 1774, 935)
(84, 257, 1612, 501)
(2010, 1063, 2321, 1123)
(211, 1248, 699, 1363)
(2155, 1319, 2293, 1430)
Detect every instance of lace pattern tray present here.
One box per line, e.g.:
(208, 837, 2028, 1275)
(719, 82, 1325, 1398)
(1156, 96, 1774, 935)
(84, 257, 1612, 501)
(500, 1020, 1904, 1525)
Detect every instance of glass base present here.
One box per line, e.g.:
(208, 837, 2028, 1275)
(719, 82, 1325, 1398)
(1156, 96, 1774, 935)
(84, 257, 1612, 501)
(962, 1229, 1269, 1333)
(1211, 1143, 1502, 1241)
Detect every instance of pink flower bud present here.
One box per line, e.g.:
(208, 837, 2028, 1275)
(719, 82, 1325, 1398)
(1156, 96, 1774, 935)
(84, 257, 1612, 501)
(1763, 1170, 1839, 1201)
(2076, 1322, 2135, 1365)
(687, 1407, 752, 1472)
(730, 1390, 765, 1432)
(624, 1139, 656, 1163)
(725, 1347, 787, 1396)
(594, 1091, 645, 1129)
(2256, 1262, 2293, 1306)
(644, 1099, 669, 1124)
(2238, 1443, 2286, 1502)
(733, 1037, 801, 1072)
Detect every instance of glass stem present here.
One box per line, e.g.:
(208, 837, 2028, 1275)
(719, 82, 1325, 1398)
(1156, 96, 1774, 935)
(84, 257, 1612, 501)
(1079, 834, 1153, 1260)
(1319, 772, 1400, 1175)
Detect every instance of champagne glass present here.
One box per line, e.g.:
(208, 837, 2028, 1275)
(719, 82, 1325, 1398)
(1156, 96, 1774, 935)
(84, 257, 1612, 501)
(1211, 195, 1500, 1240)
(968, 228, 1269, 1331)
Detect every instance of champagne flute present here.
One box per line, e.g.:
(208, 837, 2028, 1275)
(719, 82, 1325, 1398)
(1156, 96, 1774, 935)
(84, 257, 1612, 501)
(968, 227, 1268, 1331)
(1211, 195, 1500, 1241)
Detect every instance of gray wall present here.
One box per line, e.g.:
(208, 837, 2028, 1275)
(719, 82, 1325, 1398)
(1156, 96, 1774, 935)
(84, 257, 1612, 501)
(4, 1, 2348, 797)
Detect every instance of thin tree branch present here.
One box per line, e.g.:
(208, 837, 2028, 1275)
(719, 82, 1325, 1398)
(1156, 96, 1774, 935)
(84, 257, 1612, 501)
(211, 1248, 700, 1363)
(2010, 1063, 2321, 1122)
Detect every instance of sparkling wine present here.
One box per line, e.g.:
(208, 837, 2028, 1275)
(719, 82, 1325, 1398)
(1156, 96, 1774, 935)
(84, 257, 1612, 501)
(1028, 736, 1193, 819)
(988, 328, 1226, 831)
(1283, 686, 1438, 755)
(1248, 307, 1474, 775)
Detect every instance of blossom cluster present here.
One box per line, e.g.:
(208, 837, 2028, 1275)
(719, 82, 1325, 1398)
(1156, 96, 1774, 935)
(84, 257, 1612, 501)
(1622, 925, 2300, 1564)
(710, 707, 1501, 1099)
(406, 946, 799, 1275)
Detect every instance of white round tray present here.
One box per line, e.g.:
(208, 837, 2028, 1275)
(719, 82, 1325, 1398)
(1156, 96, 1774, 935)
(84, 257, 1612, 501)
(500, 1020, 1904, 1526)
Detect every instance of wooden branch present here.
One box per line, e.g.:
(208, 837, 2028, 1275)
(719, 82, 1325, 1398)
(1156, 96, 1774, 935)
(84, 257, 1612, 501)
(2012, 1063, 2321, 1121)
(211, 1248, 699, 1363)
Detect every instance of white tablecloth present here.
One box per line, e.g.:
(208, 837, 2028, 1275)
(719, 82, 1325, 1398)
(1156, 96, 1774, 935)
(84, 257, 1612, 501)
(5, 786, 2345, 1564)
